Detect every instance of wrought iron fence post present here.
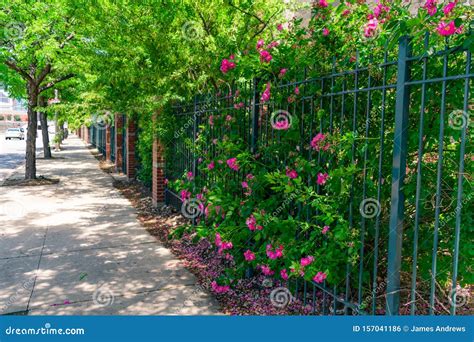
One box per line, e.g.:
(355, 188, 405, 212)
(251, 78, 259, 153)
(386, 35, 412, 315)
(193, 95, 198, 178)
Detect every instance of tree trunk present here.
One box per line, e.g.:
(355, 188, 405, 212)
(39, 96, 51, 159)
(25, 84, 38, 180)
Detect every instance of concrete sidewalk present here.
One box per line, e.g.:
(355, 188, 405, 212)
(0, 136, 220, 315)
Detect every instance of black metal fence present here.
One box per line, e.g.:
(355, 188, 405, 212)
(165, 34, 472, 315)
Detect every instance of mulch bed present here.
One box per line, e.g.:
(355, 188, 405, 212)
(1, 176, 60, 187)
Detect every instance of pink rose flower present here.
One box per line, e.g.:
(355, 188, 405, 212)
(279, 68, 287, 78)
(280, 269, 289, 280)
(259, 50, 272, 63)
(226, 157, 239, 171)
(211, 281, 230, 294)
(443, 2, 455, 15)
(300, 256, 314, 267)
(437, 21, 457, 36)
(260, 265, 274, 276)
(423, 0, 437, 16)
(322, 225, 330, 234)
(256, 39, 265, 49)
(318, 0, 328, 8)
(313, 271, 327, 284)
(286, 169, 298, 179)
(180, 189, 191, 201)
(207, 161, 215, 170)
(244, 250, 255, 261)
(317, 172, 329, 185)
(322, 28, 330, 36)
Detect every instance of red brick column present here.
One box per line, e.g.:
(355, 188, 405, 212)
(126, 118, 137, 181)
(152, 139, 166, 207)
(105, 125, 111, 162)
(84, 126, 89, 143)
(114, 114, 124, 173)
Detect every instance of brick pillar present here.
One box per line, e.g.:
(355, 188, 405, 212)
(105, 125, 111, 162)
(114, 114, 124, 173)
(152, 139, 166, 207)
(126, 118, 137, 181)
(84, 126, 89, 143)
(78, 127, 81, 138)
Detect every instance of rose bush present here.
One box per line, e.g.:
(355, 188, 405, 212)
(165, 0, 473, 306)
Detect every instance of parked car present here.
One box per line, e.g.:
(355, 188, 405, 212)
(5, 128, 25, 140)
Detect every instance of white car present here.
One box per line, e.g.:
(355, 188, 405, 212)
(5, 128, 25, 140)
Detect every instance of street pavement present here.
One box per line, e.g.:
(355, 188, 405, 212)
(0, 135, 220, 315)
(0, 129, 53, 183)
